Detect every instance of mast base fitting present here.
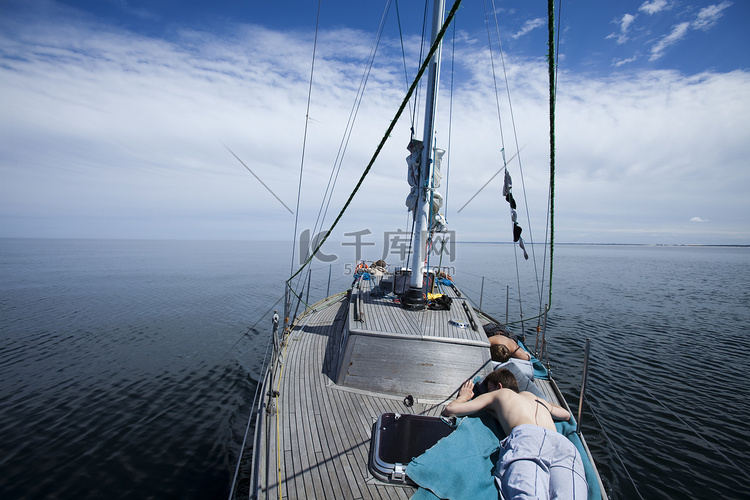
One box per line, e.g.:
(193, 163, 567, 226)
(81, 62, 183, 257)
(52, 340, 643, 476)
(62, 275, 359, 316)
(402, 288, 426, 310)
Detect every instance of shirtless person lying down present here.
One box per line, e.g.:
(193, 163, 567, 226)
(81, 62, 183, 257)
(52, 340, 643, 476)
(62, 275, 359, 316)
(441, 369, 588, 500)
(489, 334, 531, 362)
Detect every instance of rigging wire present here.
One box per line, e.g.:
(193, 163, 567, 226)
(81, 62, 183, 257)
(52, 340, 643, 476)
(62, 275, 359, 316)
(411, 0, 432, 137)
(562, 322, 750, 495)
(224, 292, 288, 499)
(292, 1, 393, 316)
(286, 0, 323, 326)
(289, 0, 322, 277)
(291, 1, 411, 315)
(407, 0, 433, 278)
(619, 375, 750, 484)
(394, 0, 416, 134)
(304, 0, 391, 312)
(481, 0, 528, 328)
(221, 295, 285, 361)
(583, 395, 647, 500)
(405, 211, 416, 268)
(482, 0, 507, 164)
(288, 0, 465, 285)
(395, 0, 426, 258)
(456, 148, 524, 214)
(444, 15, 456, 226)
(422, 0, 444, 308)
(223, 144, 294, 215)
(269, 293, 347, 500)
(488, 0, 544, 316)
(227, 313, 277, 500)
(432, 18, 457, 280)
(311, 1, 392, 241)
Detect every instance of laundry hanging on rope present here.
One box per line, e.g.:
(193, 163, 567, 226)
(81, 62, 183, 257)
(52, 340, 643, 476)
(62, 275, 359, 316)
(503, 170, 528, 260)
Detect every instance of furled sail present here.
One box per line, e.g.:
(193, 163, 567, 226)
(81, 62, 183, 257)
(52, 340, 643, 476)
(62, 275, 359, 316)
(405, 139, 422, 212)
(430, 148, 447, 232)
(405, 140, 448, 233)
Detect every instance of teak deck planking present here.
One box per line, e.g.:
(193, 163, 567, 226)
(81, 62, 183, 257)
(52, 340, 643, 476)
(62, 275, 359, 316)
(254, 284, 561, 500)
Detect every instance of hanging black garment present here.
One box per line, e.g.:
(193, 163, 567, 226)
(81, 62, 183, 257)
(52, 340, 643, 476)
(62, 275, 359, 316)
(513, 223, 522, 242)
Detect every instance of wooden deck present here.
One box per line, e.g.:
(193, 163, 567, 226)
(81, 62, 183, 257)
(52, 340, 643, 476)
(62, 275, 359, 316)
(251, 280, 565, 500)
(253, 295, 447, 500)
(356, 277, 482, 341)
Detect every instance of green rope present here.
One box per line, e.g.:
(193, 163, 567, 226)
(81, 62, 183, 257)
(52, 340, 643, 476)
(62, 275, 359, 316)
(286, 275, 312, 312)
(547, 0, 556, 309)
(287, 0, 464, 285)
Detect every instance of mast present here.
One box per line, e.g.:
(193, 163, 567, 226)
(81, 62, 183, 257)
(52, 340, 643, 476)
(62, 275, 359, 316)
(403, 0, 446, 310)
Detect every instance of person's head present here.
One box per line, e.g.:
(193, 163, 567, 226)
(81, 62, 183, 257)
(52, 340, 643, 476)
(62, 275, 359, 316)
(485, 368, 519, 393)
(490, 344, 511, 363)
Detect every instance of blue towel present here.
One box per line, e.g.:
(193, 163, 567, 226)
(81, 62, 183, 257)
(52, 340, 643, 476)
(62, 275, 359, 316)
(408, 414, 602, 500)
(530, 356, 548, 380)
(517, 340, 549, 380)
(555, 418, 602, 500)
(408, 414, 504, 500)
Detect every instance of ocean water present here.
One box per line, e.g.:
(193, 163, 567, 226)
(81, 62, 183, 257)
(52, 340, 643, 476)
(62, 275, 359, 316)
(1, 239, 748, 500)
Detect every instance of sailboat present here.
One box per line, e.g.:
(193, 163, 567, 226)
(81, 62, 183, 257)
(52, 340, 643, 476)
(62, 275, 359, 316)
(242, 1, 608, 499)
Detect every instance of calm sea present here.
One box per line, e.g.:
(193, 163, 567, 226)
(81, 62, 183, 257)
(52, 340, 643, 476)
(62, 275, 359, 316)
(1, 239, 748, 500)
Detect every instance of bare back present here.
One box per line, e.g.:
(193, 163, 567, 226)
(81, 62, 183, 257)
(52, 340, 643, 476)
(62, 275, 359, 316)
(484, 389, 560, 434)
(489, 335, 531, 361)
(441, 380, 571, 433)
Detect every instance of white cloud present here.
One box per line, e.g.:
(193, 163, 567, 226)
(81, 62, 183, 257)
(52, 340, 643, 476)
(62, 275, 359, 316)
(690, 217, 709, 223)
(639, 0, 671, 15)
(0, 1, 749, 244)
(692, 1, 732, 31)
(553, 69, 750, 243)
(512, 18, 545, 40)
(107, 0, 158, 21)
(613, 55, 639, 67)
(647, 1, 732, 61)
(649, 21, 690, 61)
(620, 13, 637, 32)
(609, 13, 637, 45)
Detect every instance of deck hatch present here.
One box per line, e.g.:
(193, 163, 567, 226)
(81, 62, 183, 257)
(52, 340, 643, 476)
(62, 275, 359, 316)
(368, 412, 455, 484)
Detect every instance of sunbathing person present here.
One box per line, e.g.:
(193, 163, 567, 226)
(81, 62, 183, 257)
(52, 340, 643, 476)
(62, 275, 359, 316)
(490, 344, 512, 363)
(441, 369, 587, 500)
(489, 334, 531, 361)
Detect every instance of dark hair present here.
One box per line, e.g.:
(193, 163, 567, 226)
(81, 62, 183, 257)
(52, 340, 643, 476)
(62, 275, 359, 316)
(490, 344, 511, 363)
(485, 368, 519, 392)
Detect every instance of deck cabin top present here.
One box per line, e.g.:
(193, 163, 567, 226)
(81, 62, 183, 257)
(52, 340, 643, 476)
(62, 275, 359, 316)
(336, 270, 493, 400)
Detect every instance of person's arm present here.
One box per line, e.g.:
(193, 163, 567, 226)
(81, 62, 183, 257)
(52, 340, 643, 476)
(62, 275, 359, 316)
(441, 380, 494, 417)
(542, 399, 571, 421)
(511, 344, 532, 361)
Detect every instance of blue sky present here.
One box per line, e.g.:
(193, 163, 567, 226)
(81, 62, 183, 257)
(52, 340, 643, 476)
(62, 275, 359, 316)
(1, 0, 748, 246)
